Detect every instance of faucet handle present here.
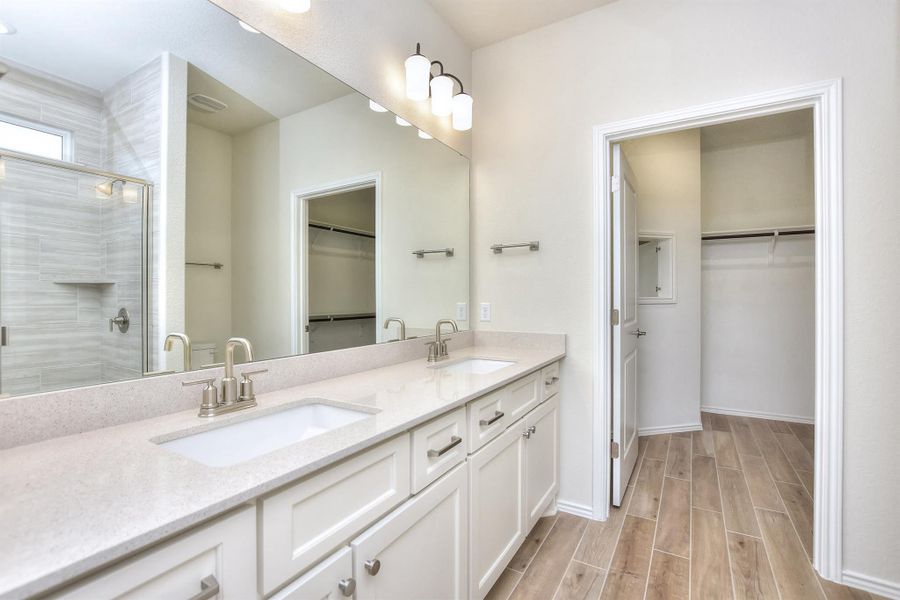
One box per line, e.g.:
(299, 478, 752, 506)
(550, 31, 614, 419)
(239, 369, 267, 403)
(182, 378, 219, 416)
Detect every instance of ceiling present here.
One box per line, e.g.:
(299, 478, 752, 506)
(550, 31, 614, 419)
(427, 0, 618, 49)
(0, 0, 351, 119)
(186, 65, 276, 136)
(701, 110, 814, 150)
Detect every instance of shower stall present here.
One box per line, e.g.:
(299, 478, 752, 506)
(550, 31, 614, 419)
(0, 150, 150, 396)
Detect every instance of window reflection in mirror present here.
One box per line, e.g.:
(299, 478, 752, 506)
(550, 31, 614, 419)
(0, 0, 469, 398)
(638, 234, 675, 303)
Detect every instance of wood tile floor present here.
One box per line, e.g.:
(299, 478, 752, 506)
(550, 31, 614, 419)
(486, 412, 883, 600)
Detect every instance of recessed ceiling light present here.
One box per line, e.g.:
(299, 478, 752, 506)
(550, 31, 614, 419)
(238, 20, 260, 33)
(395, 116, 411, 127)
(280, 0, 311, 13)
(368, 100, 388, 113)
(417, 130, 433, 140)
(0, 20, 17, 35)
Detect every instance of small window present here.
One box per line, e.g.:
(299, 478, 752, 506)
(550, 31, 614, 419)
(0, 113, 71, 161)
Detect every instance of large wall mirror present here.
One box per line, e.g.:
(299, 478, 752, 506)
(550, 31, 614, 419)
(0, 0, 469, 397)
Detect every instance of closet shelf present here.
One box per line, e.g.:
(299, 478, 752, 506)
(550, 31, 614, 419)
(309, 221, 375, 239)
(701, 226, 814, 241)
(309, 312, 376, 323)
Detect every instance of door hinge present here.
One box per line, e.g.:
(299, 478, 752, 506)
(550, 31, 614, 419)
(610, 175, 620, 194)
(0, 326, 7, 347)
(610, 440, 620, 459)
(610, 309, 619, 326)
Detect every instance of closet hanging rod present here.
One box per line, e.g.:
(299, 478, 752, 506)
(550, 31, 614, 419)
(308, 312, 376, 323)
(186, 261, 224, 269)
(309, 221, 376, 239)
(701, 228, 815, 241)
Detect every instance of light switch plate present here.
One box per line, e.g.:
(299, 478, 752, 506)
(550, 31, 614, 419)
(479, 302, 492, 322)
(456, 302, 468, 321)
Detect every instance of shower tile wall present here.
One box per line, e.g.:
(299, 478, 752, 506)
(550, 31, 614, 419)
(0, 60, 159, 395)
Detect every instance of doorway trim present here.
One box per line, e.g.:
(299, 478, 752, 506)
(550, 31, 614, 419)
(591, 79, 843, 580)
(290, 172, 382, 354)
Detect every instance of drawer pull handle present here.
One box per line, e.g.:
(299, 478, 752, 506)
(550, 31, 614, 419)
(338, 577, 356, 596)
(187, 575, 219, 600)
(365, 558, 381, 575)
(427, 435, 462, 458)
(545, 376, 560, 385)
(479, 411, 504, 426)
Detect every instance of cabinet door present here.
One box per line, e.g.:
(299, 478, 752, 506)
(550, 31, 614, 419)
(53, 506, 256, 600)
(352, 463, 468, 600)
(468, 426, 526, 600)
(524, 395, 560, 530)
(271, 547, 354, 600)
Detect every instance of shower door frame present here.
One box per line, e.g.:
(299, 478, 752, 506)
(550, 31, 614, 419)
(0, 149, 154, 376)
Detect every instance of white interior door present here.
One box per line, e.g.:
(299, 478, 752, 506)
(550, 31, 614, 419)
(611, 143, 641, 506)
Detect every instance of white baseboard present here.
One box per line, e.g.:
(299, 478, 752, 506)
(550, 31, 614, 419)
(841, 570, 900, 599)
(557, 499, 596, 520)
(638, 422, 702, 436)
(701, 405, 814, 424)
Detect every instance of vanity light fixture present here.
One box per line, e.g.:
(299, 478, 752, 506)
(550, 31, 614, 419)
(238, 20, 260, 33)
(395, 116, 412, 127)
(0, 20, 16, 35)
(404, 43, 473, 131)
(369, 100, 388, 113)
(417, 129, 433, 140)
(280, 0, 311, 13)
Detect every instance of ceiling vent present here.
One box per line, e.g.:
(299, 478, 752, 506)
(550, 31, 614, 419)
(187, 93, 228, 113)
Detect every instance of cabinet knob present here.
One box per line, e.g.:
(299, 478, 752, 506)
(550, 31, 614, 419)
(522, 430, 531, 439)
(364, 558, 381, 575)
(545, 376, 559, 385)
(528, 425, 537, 435)
(338, 578, 356, 596)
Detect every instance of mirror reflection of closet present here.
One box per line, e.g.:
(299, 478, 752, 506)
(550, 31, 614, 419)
(638, 233, 675, 303)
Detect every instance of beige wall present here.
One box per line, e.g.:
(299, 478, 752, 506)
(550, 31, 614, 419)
(185, 123, 233, 361)
(210, 0, 472, 155)
(471, 0, 900, 582)
(623, 130, 702, 433)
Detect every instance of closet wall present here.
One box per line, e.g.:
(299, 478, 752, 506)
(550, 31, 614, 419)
(700, 111, 815, 421)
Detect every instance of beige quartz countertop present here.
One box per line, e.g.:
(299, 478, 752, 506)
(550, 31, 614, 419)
(0, 343, 564, 599)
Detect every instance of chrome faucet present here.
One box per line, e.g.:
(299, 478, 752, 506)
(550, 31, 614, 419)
(182, 336, 266, 418)
(427, 319, 459, 362)
(383, 317, 407, 341)
(163, 332, 192, 371)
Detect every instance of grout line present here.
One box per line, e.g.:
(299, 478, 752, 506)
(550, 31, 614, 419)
(550, 516, 592, 600)
(692, 505, 723, 515)
(714, 417, 739, 600)
(642, 434, 671, 600)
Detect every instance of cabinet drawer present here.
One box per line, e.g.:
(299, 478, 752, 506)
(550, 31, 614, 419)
(352, 463, 468, 600)
(467, 387, 510, 452)
(541, 362, 560, 401)
(53, 505, 256, 600)
(271, 547, 354, 600)
(411, 407, 467, 493)
(260, 434, 411, 595)
(506, 372, 541, 422)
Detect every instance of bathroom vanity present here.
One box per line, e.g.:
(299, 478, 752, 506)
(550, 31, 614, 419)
(0, 334, 564, 599)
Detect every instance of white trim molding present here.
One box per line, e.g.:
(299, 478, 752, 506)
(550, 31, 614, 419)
(637, 423, 702, 437)
(556, 499, 595, 520)
(841, 570, 900, 600)
(290, 173, 383, 355)
(592, 79, 844, 581)
(700, 405, 815, 425)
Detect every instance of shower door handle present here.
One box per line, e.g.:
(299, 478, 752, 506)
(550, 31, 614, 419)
(1, 326, 7, 346)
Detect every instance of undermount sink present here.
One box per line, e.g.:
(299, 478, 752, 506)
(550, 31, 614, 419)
(437, 358, 515, 375)
(157, 402, 372, 467)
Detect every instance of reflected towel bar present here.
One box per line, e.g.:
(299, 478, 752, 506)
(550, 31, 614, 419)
(412, 248, 454, 258)
(491, 241, 540, 254)
(186, 262, 224, 270)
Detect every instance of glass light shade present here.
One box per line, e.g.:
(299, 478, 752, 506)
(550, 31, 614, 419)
(368, 100, 388, 112)
(417, 129, 433, 140)
(430, 75, 453, 116)
(405, 54, 431, 101)
(452, 93, 473, 131)
(280, 0, 311, 13)
(395, 116, 411, 127)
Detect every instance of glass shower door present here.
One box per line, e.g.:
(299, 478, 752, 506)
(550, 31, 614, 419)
(0, 155, 146, 396)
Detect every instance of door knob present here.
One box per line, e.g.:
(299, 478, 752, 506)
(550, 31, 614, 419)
(630, 329, 647, 337)
(364, 558, 381, 575)
(338, 578, 356, 596)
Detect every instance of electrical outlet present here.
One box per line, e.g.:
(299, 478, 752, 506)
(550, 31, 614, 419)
(456, 302, 468, 321)
(479, 302, 492, 322)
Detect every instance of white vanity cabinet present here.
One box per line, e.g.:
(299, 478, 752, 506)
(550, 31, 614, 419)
(52, 506, 256, 600)
(524, 395, 560, 529)
(351, 463, 469, 600)
(270, 547, 354, 600)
